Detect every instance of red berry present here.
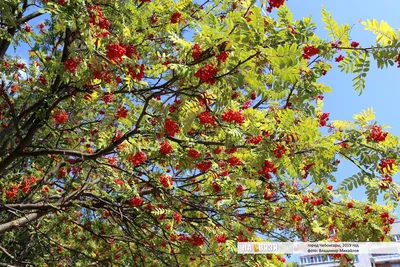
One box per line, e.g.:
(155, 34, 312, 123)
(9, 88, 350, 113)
(106, 42, 126, 64)
(170, 12, 182, 24)
(350, 41, 359, 48)
(221, 109, 245, 124)
(128, 151, 147, 166)
(335, 55, 345, 62)
(195, 161, 212, 172)
(266, 0, 285, 12)
(194, 63, 219, 85)
(160, 141, 173, 155)
(303, 45, 319, 60)
(129, 197, 143, 206)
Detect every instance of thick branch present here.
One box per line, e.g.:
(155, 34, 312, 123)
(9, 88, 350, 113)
(18, 10, 45, 24)
(0, 211, 46, 234)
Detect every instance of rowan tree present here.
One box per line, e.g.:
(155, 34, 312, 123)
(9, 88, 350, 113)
(0, 0, 399, 266)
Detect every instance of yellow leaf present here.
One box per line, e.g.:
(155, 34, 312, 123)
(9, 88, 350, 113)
(123, 27, 131, 38)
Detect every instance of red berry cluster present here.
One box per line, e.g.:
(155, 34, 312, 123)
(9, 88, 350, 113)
(160, 175, 173, 188)
(380, 212, 395, 225)
(331, 42, 339, 48)
(170, 12, 182, 24)
(380, 174, 392, 187)
(192, 44, 202, 60)
(219, 170, 229, 177)
(212, 181, 221, 193)
(225, 147, 237, 154)
(368, 125, 388, 142)
(129, 196, 143, 206)
(351, 41, 359, 48)
(288, 25, 297, 34)
(25, 23, 32, 33)
(241, 100, 251, 110)
(128, 151, 147, 166)
(92, 64, 114, 83)
(102, 93, 113, 104)
(194, 63, 219, 85)
(248, 135, 263, 145)
(21, 178, 32, 193)
(195, 161, 212, 172)
(87, 5, 110, 30)
(227, 156, 242, 166)
(41, 185, 50, 194)
(160, 141, 173, 155)
(106, 42, 126, 64)
(58, 167, 67, 178)
(379, 158, 396, 173)
(64, 57, 82, 73)
(124, 44, 140, 60)
(291, 214, 302, 222)
(395, 54, 400, 68)
(236, 232, 249, 242)
(236, 185, 245, 196)
(335, 55, 345, 62)
(263, 190, 275, 201)
(113, 131, 123, 142)
(221, 109, 245, 124)
(189, 233, 205, 247)
(5, 175, 37, 198)
(273, 144, 286, 158)
(364, 206, 373, 215)
(114, 178, 124, 186)
(115, 106, 128, 119)
(14, 62, 25, 69)
(169, 105, 176, 114)
(52, 110, 69, 124)
(197, 111, 216, 127)
(213, 146, 222, 154)
(232, 90, 239, 99)
(216, 52, 229, 64)
(215, 234, 228, 243)
(188, 149, 201, 159)
(302, 45, 319, 60)
(302, 163, 314, 179)
(173, 212, 182, 224)
(266, 0, 285, 12)
(319, 112, 330, 126)
(127, 64, 145, 81)
(258, 160, 277, 179)
(164, 118, 180, 137)
(38, 75, 47, 85)
(5, 184, 19, 198)
(311, 198, 323, 206)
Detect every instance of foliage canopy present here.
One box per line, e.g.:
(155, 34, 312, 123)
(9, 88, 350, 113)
(0, 0, 400, 266)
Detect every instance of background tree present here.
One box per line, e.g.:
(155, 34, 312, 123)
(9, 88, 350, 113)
(0, 0, 399, 266)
